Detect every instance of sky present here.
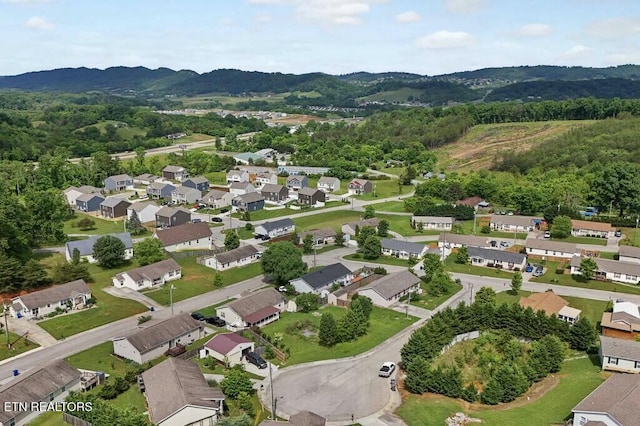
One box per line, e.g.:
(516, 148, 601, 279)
(1, 0, 639, 76)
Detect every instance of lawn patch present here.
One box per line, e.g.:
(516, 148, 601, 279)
(355, 180, 414, 200)
(411, 280, 463, 310)
(369, 200, 409, 213)
(63, 213, 129, 235)
(293, 210, 363, 232)
(343, 253, 413, 267)
(443, 254, 515, 279)
(66, 341, 140, 376)
(530, 261, 640, 295)
(0, 332, 40, 361)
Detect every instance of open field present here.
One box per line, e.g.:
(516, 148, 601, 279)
(76, 120, 147, 140)
(63, 212, 130, 235)
(176, 91, 321, 107)
(343, 253, 413, 267)
(293, 210, 363, 232)
(619, 226, 640, 248)
(354, 180, 413, 200)
(359, 87, 425, 103)
(369, 200, 409, 213)
(435, 120, 594, 172)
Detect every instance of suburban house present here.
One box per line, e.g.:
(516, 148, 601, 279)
(411, 216, 454, 231)
(347, 179, 373, 195)
(141, 357, 225, 426)
(154, 222, 213, 252)
(358, 270, 421, 308)
(601, 300, 640, 340)
(113, 313, 204, 364)
(298, 228, 338, 247)
(381, 238, 428, 259)
(182, 176, 210, 193)
(317, 177, 341, 192)
(570, 256, 640, 284)
(146, 182, 176, 200)
(112, 258, 182, 291)
(571, 219, 615, 238)
(0, 359, 82, 426)
(297, 187, 326, 206)
(202, 189, 234, 208)
(286, 175, 308, 191)
(255, 148, 277, 161)
(75, 193, 105, 212)
(525, 238, 580, 261)
(134, 173, 161, 186)
(162, 165, 189, 182)
(255, 218, 295, 239)
(99, 197, 131, 219)
(619, 245, 640, 264)
(229, 181, 256, 196)
(289, 263, 354, 295)
(490, 214, 544, 232)
(203, 245, 261, 271)
(217, 288, 287, 329)
(226, 169, 250, 183)
(277, 165, 329, 175)
(599, 335, 640, 373)
(255, 171, 278, 187)
(171, 186, 202, 205)
(233, 152, 262, 165)
(261, 184, 289, 203)
(519, 291, 582, 324)
(232, 192, 265, 212)
(65, 233, 134, 263)
(64, 185, 102, 206)
(456, 196, 488, 209)
(342, 218, 379, 236)
(467, 246, 527, 271)
(572, 373, 640, 426)
(9, 279, 92, 319)
(127, 201, 162, 224)
(202, 333, 255, 367)
(155, 206, 191, 228)
(104, 174, 134, 192)
(438, 233, 490, 249)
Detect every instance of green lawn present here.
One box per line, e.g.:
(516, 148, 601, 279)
(293, 210, 363, 232)
(197, 298, 236, 317)
(369, 200, 409, 213)
(63, 212, 129, 235)
(143, 257, 263, 305)
(549, 236, 608, 246)
(355, 180, 413, 200)
(203, 171, 228, 185)
(261, 306, 418, 365)
(67, 341, 140, 376)
(223, 227, 255, 240)
(246, 201, 346, 221)
(26, 411, 67, 426)
(343, 253, 413, 267)
(411, 280, 463, 310)
(397, 356, 605, 426)
(443, 254, 516, 279)
(0, 331, 40, 361)
(530, 261, 640, 295)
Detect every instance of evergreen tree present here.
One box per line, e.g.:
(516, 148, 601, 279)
(362, 235, 381, 260)
(319, 312, 339, 347)
(126, 210, 146, 236)
(510, 272, 523, 294)
(224, 230, 240, 250)
(356, 226, 377, 247)
(455, 246, 469, 264)
(480, 379, 503, 405)
(334, 232, 345, 247)
(569, 318, 597, 351)
(364, 205, 375, 219)
(214, 272, 224, 287)
(377, 219, 389, 237)
(302, 234, 314, 254)
(578, 257, 598, 281)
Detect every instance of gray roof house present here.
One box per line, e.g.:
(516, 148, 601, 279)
(0, 359, 82, 426)
(162, 165, 189, 182)
(204, 245, 261, 271)
(342, 218, 379, 236)
(286, 175, 308, 191)
(171, 186, 202, 205)
(203, 189, 234, 208)
(146, 182, 176, 200)
(113, 313, 205, 364)
(297, 187, 326, 206)
(467, 246, 527, 271)
(182, 176, 210, 193)
(381, 238, 428, 259)
(525, 238, 580, 260)
(317, 177, 340, 192)
(154, 221, 213, 252)
(226, 169, 249, 183)
(232, 192, 265, 212)
(218, 288, 287, 329)
(104, 173, 133, 192)
(141, 358, 225, 426)
(619, 245, 640, 264)
(155, 206, 191, 228)
(100, 197, 131, 219)
(298, 228, 338, 246)
(290, 263, 354, 295)
(411, 216, 454, 231)
(277, 165, 329, 175)
(599, 335, 640, 373)
(569, 256, 640, 285)
(75, 192, 105, 212)
(255, 218, 295, 238)
(112, 258, 182, 291)
(10, 279, 92, 320)
(229, 181, 256, 196)
(134, 173, 161, 185)
(438, 233, 490, 249)
(261, 183, 289, 203)
(347, 179, 373, 195)
(572, 373, 640, 426)
(64, 185, 102, 205)
(65, 232, 134, 263)
(358, 270, 421, 308)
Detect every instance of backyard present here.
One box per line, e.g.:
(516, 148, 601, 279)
(63, 212, 131, 235)
(411, 280, 463, 311)
(242, 201, 345, 221)
(354, 179, 414, 200)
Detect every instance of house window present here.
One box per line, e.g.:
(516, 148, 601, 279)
(635, 361, 640, 369)
(614, 273, 621, 279)
(49, 393, 55, 401)
(609, 357, 619, 365)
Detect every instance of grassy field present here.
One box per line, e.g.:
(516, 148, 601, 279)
(397, 356, 605, 426)
(355, 180, 413, 200)
(411, 280, 464, 310)
(619, 226, 640, 247)
(359, 87, 424, 103)
(293, 210, 363, 232)
(203, 171, 228, 185)
(244, 201, 345, 221)
(223, 226, 255, 240)
(369, 200, 409, 213)
(63, 212, 129, 235)
(0, 331, 39, 361)
(67, 341, 140, 376)
(262, 306, 418, 365)
(343, 253, 413, 267)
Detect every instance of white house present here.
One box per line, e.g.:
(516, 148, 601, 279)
(127, 201, 162, 224)
(154, 222, 213, 252)
(437, 233, 490, 249)
(202, 333, 255, 367)
(229, 182, 256, 197)
(571, 219, 615, 238)
(171, 186, 201, 205)
(411, 216, 454, 231)
(112, 258, 182, 291)
(217, 288, 286, 329)
(226, 170, 249, 183)
(570, 256, 640, 285)
(63, 185, 102, 206)
(599, 336, 640, 373)
(254, 171, 278, 187)
(202, 189, 234, 208)
(203, 245, 261, 271)
(357, 271, 421, 308)
(142, 357, 225, 426)
(490, 215, 544, 232)
(467, 246, 527, 271)
(525, 238, 580, 260)
(381, 238, 428, 259)
(317, 177, 341, 193)
(65, 233, 134, 263)
(113, 313, 204, 364)
(289, 263, 353, 295)
(572, 373, 640, 426)
(619, 245, 640, 264)
(9, 279, 92, 319)
(255, 218, 295, 238)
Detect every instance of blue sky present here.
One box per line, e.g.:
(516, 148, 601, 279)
(1, 0, 639, 76)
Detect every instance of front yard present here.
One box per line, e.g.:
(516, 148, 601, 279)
(244, 201, 346, 221)
(293, 210, 363, 232)
(261, 306, 418, 365)
(343, 253, 414, 267)
(549, 236, 608, 246)
(443, 254, 516, 279)
(63, 212, 131, 235)
(0, 331, 40, 361)
(354, 180, 414, 200)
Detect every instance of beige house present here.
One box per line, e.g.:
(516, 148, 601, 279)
(570, 256, 640, 285)
(571, 219, 615, 238)
(10, 279, 92, 319)
(342, 218, 379, 236)
(519, 291, 581, 324)
(525, 238, 580, 261)
(601, 300, 640, 340)
(357, 271, 421, 308)
(619, 246, 640, 264)
(411, 216, 454, 231)
(317, 177, 340, 192)
(217, 288, 287, 329)
(203, 245, 261, 271)
(298, 228, 338, 247)
(154, 222, 213, 252)
(202, 189, 234, 208)
(490, 215, 544, 232)
(202, 333, 255, 367)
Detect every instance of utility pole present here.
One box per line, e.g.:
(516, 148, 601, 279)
(170, 285, 175, 316)
(269, 362, 276, 420)
(635, 215, 639, 246)
(3, 304, 10, 349)
(473, 211, 477, 235)
(469, 283, 474, 305)
(313, 232, 317, 268)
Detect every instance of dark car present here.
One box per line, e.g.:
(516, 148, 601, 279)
(261, 235, 271, 241)
(211, 217, 223, 223)
(205, 316, 226, 327)
(246, 351, 267, 369)
(190, 312, 205, 321)
(220, 208, 229, 213)
(615, 230, 622, 237)
(525, 264, 534, 273)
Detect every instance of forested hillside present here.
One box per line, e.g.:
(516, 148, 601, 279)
(485, 78, 640, 102)
(440, 64, 640, 82)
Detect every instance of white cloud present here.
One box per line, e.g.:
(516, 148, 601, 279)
(558, 44, 592, 62)
(445, 0, 484, 14)
(585, 17, 640, 39)
(396, 11, 420, 23)
(520, 23, 553, 37)
(25, 16, 54, 30)
(246, 0, 386, 25)
(219, 17, 235, 26)
(255, 12, 273, 23)
(416, 30, 476, 49)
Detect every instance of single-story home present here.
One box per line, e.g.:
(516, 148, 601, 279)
(599, 335, 640, 373)
(437, 233, 490, 249)
(467, 246, 527, 271)
(202, 189, 234, 209)
(182, 176, 210, 193)
(0, 359, 82, 426)
(255, 148, 277, 160)
(411, 216, 454, 231)
(204, 245, 260, 271)
(155, 206, 191, 228)
(357, 270, 421, 308)
(202, 333, 255, 367)
(112, 258, 182, 291)
(289, 263, 353, 295)
(76, 193, 105, 212)
(619, 245, 640, 265)
(64, 185, 102, 206)
(229, 182, 256, 197)
(347, 179, 373, 195)
(261, 183, 288, 203)
(146, 182, 176, 200)
(277, 165, 329, 175)
(456, 196, 487, 209)
(65, 232, 133, 263)
(9, 279, 92, 319)
(297, 187, 325, 206)
(227, 169, 250, 183)
(490, 214, 544, 232)
(298, 228, 337, 246)
(381, 238, 428, 259)
(100, 197, 131, 219)
(113, 313, 204, 364)
(141, 357, 225, 426)
(171, 186, 202, 205)
(572, 372, 640, 426)
(134, 173, 161, 186)
(127, 201, 162, 224)
(162, 165, 189, 182)
(217, 288, 287, 329)
(601, 300, 640, 341)
(154, 222, 213, 252)
(317, 177, 340, 193)
(571, 219, 615, 238)
(286, 175, 308, 191)
(342, 218, 379, 236)
(104, 174, 134, 192)
(255, 218, 295, 238)
(519, 290, 581, 324)
(525, 238, 580, 261)
(569, 256, 640, 285)
(232, 192, 265, 212)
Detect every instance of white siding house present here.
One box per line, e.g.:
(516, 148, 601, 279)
(572, 373, 640, 426)
(411, 216, 454, 231)
(203, 245, 260, 271)
(255, 218, 295, 238)
(525, 238, 580, 260)
(357, 271, 421, 308)
(65, 233, 134, 263)
(154, 222, 213, 252)
(202, 333, 254, 367)
(570, 256, 640, 285)
(127, 201, 162, 224)
(381, 238, 428, 259)
(9, 280, 92, 319)
(599, 336, 640, 373)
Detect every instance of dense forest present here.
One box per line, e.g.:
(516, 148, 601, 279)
(485, 78, 640, 102)
(440, 64, 640, 82)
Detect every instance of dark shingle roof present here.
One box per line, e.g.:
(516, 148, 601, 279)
(234, 192, 265, 203)
(261, 183, 285, 194)
(467, 246, 527, 264)
(16, 279, 90, 310)
(295, 263, 352, 290)
(117, 259, 181, 283)
(258, 218, 295, 232)
(155, 222, 212, 246)
(525, 238, 577, 253)
(600, 335, 640, 362)
(66, 233, 133, 256)
(298, 187, 321, 196)
(360, 271, 420, 300)
(101, 197, 131, 208)
(186, 176, 209, 184)
(76, 193, 104, 203)
(227, 288, 284, 319)
(123, 313, 202, 353)
(214, 245, 259, 265)
(381, 238, 426, 255)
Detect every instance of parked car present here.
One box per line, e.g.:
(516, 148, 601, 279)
(211, 217, 223, 223)
(500, 241, 510, 248)
(205, 316, 226, 327)
(220, 208, 229, 213)
(544, 231, 551, 239)
(190, 312, 205, 321)
(490, 240, 498, 248)
(615, 230, 622, 237)
(379, 361, 396, 378)
(533, 266, 544, 277)
(246, 351, 267, 369)
(192, 218, 202, 223)
(261, 235, 271, 241)
(277, 286, 287, 292)
(525, 264, 534, 273)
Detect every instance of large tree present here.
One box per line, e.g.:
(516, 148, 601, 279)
(356, 226, 377, 248)
(224, 230, 240, 250)
(23, 189, 70, 245)
(578, 257, 598, 281)
(319, 312, 339, 347)
(569, 318, 597, 351)
(593, 162, 640, 216)
(126, 210, 146, 235)
(510, 272, 523, 294)
(550, 215, 572, 239)
(362, 235, 381, 260)
(377, 219, 389, 237)
(261, 241, 306, 284)
(134, 238, 166, 266)
(219, 369, 253, 399)
(93, 235, 127, 268)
